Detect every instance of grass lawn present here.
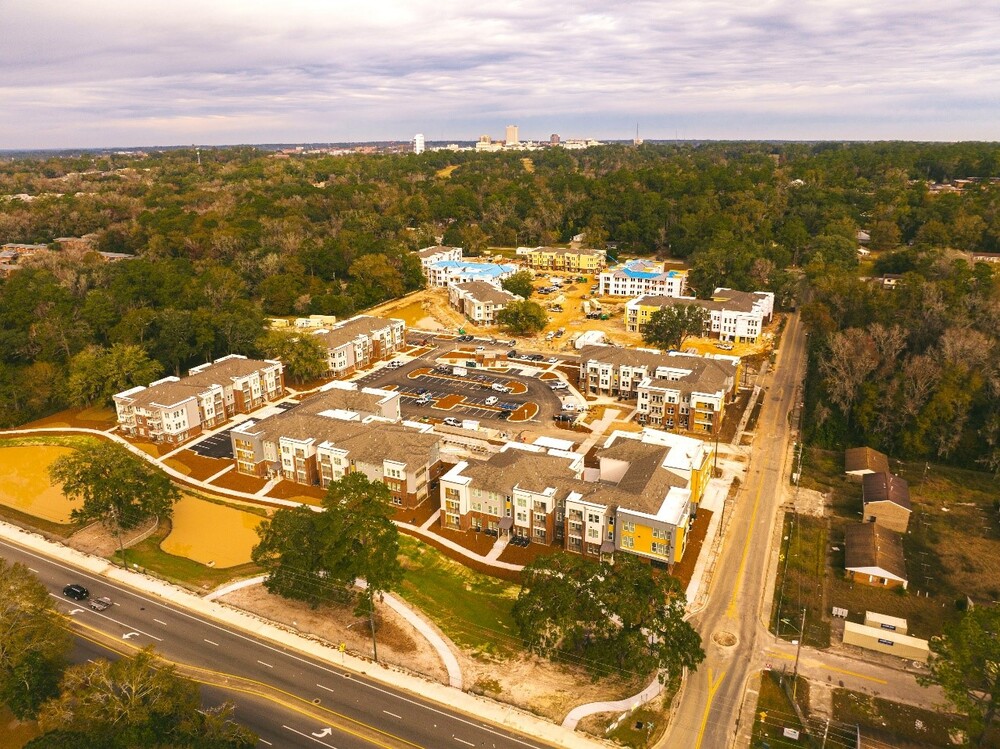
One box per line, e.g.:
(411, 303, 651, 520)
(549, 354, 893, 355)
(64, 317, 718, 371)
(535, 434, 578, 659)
(112, 521, 261, 591)
(0, 705, 39, 749)
(831, 689, 981, 748)
(395, 534, 520, 657)
(771, 513, 831, 647)
(751, 671, 810, 748)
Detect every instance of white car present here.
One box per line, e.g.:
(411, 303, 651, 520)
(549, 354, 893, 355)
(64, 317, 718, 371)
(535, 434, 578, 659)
(491, 382, 509, 393)
(442, 417, 462, 427)
(561, 403, 577, 412)
(485, 396, 499, 406)
(547, 357, 559, 364)
(550, 381, 568, 390)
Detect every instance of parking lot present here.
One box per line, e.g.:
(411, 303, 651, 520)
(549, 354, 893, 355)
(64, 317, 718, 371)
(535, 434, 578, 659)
(354, 359, 568, 423)
(186, 401, 297, 459)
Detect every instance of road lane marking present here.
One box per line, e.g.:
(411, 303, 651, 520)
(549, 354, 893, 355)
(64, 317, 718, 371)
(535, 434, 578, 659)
(282, 725, 338, 747)
(694, 667, 727, 749)
(316, 683, 335, 693)
(28, 567, 38, 572)
(204, 639, 219, 646)
(154, 618, 167, 625)
(259, 740, 272, 746)
(49, 593, 163, 641)
(257, 660, 273, 668)
(383, 710, 401, 719)
(455, 738, 474, 746)
(767, 651, 887, 684)
(6, 542, 544, 748)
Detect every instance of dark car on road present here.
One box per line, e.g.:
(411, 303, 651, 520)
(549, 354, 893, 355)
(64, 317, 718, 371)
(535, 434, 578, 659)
(63, 583, 89, 600)
(90, 596, 112, 611)
(553, 414, 576, 422)
(457, 334, 474, 342)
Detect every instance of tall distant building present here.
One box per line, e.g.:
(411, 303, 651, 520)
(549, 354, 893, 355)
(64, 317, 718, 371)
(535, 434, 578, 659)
(505, 124, 519, 145)
(412, 133, 425, 154)
(550, 133, 560, 145)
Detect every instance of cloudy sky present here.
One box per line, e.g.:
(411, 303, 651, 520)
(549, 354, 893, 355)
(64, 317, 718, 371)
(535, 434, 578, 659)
(2, 0, 998, 149)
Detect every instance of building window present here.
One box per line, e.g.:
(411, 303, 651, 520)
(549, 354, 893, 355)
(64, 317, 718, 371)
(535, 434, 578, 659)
(622, 536, 634, 549)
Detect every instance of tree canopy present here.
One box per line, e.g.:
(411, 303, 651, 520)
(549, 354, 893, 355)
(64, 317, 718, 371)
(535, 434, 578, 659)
(49, 440, 180, 530)
(512, 553, 704, 681)
(257, 329, 328, 384)
(0, 560, 72, 719)
(641, 303, 709, 350)
(500, 270, 534, 299)
(496, 300, 548, 335)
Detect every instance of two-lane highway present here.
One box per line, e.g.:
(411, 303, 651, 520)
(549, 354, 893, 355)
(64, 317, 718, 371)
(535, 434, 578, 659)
(2, 537, 556, 749)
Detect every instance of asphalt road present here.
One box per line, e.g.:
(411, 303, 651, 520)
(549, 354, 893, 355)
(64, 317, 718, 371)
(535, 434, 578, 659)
(1, 537, 557, 749)
(663, 312, 808, 748)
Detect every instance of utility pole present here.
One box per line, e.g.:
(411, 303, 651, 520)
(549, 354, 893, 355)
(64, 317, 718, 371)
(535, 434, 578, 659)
(792, 606, 806, 701)
(368, 592, 379, 663)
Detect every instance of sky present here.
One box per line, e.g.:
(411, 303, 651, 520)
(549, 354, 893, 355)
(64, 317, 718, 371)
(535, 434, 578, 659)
(1, 0, 998, 149)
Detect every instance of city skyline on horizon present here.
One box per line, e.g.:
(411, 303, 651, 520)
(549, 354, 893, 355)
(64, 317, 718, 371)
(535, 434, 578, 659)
(2, 1, 999, 150)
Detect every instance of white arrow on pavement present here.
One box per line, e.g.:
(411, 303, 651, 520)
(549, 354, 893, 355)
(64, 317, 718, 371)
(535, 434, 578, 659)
(122, 632, 140, 640)
(68, 608, 84, 615)
(310, 728, 333, 738)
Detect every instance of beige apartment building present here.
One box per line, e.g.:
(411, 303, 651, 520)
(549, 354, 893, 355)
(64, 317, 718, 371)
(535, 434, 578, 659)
(448, 280, 521, 324)
(114, 355, 285, 445)
(626, 288, 775, 343)
(229, 382, 444, 508)
(520, 246, 607, 273)
(578, 346, 738, 435)
(309, 315, 406, 377)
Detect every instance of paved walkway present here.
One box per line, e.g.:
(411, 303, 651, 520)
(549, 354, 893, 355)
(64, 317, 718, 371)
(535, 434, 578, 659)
(485, 536, 509, 561)
(0, 520, 597, 749)
(562, 676, 664, 730)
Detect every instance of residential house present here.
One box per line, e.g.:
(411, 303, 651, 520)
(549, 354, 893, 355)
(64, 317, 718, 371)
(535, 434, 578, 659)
(230, 383, 443, 508)
(625, 288, 774, 343)
(862, 472, 911, 533)
(520, 246, 607, 273)
(310, 315, 406, 377)
(114, 355, 285, 445)
(423, 260, 518, 288)
(448, 281, 521, 325)
(598, 261, 688, 297)
(844, 523, 908, 589)
(970, 252, 1000, 264)
(844, 446, 890, 479)
(578, 346, 738, 435)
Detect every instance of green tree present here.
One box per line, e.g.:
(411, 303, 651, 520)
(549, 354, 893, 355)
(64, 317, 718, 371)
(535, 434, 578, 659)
(0, 560, 72, 719)
(33, 649, 256, 749)
(641, 304, 709, 350)
(252, 473, 402, 660)
(66, 344, 163, 407)
(49, 441, 180, 563)
(257, 329, 328, 384)
(918, 606, 1000, 746)
(501, 270, 534, 299)
(496, 300, 548, 335)
(512, 554, 704, 680)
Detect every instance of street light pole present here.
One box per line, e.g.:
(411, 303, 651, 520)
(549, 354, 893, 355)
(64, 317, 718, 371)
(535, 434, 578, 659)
(792, 606, 806, 701)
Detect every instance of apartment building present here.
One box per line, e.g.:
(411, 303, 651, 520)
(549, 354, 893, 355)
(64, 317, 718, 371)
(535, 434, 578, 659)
(230, 383, 443, 508)
(520, 246, 607, 273)
(439, 429, 712, 568)
(423, 259, 518, 288)
(309, 315, 406, 377)
(416, 245, 463, 270)
(598, 261, 688, 297)
(114, 355, 285, 445)
(625, 288, 775, 343)
(448, 280, 521, 324)
(578, 346, 738, 435)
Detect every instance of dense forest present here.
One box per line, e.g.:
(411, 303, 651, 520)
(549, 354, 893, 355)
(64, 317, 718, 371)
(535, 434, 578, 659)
(1, 142, 999, 470)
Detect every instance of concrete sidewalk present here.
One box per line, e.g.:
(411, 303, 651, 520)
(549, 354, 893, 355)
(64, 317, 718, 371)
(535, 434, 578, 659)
(0, 520, 603, 749)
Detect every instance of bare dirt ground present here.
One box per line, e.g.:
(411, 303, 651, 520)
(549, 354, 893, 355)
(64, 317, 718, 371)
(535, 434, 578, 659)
(364, 289, 475, 333)
(68, 516, 159, 557)
(795, 487, 828, 517)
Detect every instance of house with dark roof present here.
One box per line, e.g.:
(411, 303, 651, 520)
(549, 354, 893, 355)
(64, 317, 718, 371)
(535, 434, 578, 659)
(845, 523, 908, 589)
(862, 472, 911, 533)
(844, 446, 890, 478)
(113, 355, 285, 444)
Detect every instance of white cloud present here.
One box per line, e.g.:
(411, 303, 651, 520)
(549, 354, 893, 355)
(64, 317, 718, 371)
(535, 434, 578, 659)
(0, 0, 998, 147)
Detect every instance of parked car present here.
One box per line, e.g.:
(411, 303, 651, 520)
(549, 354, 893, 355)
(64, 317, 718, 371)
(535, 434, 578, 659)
(716, 342, 735, 350)
(442, 417, 462, 427)
(491, 382, 509, 392)
(554, 414, 575, 422)
(561, 403, 577, 411)
(63, 584, 89, 601)
(547, 357, 559, 363)
(508, 350, 519, 359)
(475, 346, 486, 352)
(485, 396, 499, 406)
(457, 334, 474, 342)
(415, 395, 432, 405)
(496, 411, 510, 420)
(89, 596, 112, 611)
(550, 381, 568, 390)
(529, 354, 545, 361)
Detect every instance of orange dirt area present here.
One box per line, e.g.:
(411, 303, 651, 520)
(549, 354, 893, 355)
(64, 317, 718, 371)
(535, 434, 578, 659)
(432, 393, 464, 410)
(23, 405, 118, 430)
(609, 419, 643, 433)
(165, 451, 231, 481)
(392, 501, 437, 527)
(538, 371, 557, 381)
(407, 367, 433, 378)
(267, 480, 325, 505)
(0, 445, 81, 524)
(509, 402, 538, 422)
(407, 345, 434, 357)
(127, 440, 173, 458)
(505, 381, 528, 395)
(670, 508, 712, 589)
(210, 470, 268, 494)
(161, 494, 264, 568)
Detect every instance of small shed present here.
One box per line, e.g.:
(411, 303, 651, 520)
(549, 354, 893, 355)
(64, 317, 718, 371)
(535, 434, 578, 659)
(864, 611, 908, 634)
(843, 621, 929, 662)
